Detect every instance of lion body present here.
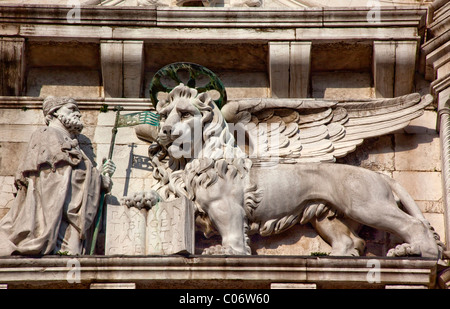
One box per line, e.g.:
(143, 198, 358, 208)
(149, 84, 442, 258)
(249, 163, 392, 233)
(188, 158, 440, 257)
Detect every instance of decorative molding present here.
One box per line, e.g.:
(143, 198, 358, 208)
(0, 5, 427, 43)
(0, 4, 157, 27)
(155, 7, 427, 28)
(0, 256, 439, 288)
(0, 5, 427, 29)
(432, 73, 450, 100)
(0, 96, 154, 111)
(90, 283, 136, 289)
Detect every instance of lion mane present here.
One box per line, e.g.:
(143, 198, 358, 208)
(150, 84, 263, 219)
(150, 84, 334, 240)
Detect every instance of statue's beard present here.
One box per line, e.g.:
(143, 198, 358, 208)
(58, 114, 83, 134)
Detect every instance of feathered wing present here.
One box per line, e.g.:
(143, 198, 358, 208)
(221, 93, 433, 164)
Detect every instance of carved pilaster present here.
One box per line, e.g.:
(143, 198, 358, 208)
(101, 40, 123, 98)
(0, 38, 26, 96)
(123, 41, 144, 98)
(373, 41, 395, 98)
(100, 40, 144, 98)
(290, 42, 311, 98)
(373, 41, 417, 98)
(268, 42, 290, 98)
(268, 41, 311, 99)
(394, 41, 417, 97)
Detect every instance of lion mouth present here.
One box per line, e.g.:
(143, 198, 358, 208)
(157, 136, 172, 146)
(158, 130, 184, 146)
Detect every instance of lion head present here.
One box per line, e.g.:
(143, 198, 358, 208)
(155, 83, 245, 161)
(147, 84, 262, 246)
(149, 83, 251, 203)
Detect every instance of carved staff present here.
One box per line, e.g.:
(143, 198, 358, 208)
(90, 105, 123, 255)
(89, 106, 159, 254)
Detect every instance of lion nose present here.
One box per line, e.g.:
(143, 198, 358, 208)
(161, 124, 172, 135)
(160, 124, 181, 140)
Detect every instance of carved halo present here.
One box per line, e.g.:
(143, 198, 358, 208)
(149, 62, 227, 109)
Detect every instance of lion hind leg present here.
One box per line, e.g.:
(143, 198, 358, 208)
(385, 218, 440, 258)
(380, 174, 444, 258)
(347, 201, 440, 259)
(311, 217, 364, 256)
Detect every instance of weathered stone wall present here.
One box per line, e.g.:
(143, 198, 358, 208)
(1, 48, 443, 257)
(0, 4, 445, 257)
(26, 41, 102, 98)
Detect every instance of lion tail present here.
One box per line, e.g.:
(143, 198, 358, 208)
(380, 173, 445, 252)
(379, 173, 425, 221)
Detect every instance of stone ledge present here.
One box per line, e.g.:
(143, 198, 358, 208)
(0, 255, 439, 289)
(0, 5, 427, 29)
(0, 4, 157, 27)
(0, 96, 153, 111)
(157, 7, 426, 28)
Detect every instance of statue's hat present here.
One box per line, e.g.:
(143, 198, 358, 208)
(42, 96, 78, 116)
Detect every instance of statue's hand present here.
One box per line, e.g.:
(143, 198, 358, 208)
(101, 158, 116, 177)
(100, 159, 116, 192)
(122, 190, 161, 210)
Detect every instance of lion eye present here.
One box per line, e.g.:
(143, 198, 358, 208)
(181, 112, 192, 119)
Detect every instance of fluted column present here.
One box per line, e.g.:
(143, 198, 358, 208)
(439, 95, 450, 245)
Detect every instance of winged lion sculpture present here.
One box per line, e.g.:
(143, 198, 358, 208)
(123, 62, 444, 259)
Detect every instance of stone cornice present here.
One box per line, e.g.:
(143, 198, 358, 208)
(0, 96, 153, 111)
(0, 5, 427, 43)
(0, 255, 439, 289)
(156, 7, 427, 28)
(0, 4, 157, 27)
(0, 5, 427, 29)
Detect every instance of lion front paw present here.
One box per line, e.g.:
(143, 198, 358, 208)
(387, 243, 420, 257)
(202, 245, 247, 256)
(121, 190, 161, 210)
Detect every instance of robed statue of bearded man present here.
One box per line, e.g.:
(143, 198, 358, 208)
(0, 96, 116, 255)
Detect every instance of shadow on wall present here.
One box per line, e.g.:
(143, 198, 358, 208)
(26, 68, 102, 98)
(311, 72, 374, 99)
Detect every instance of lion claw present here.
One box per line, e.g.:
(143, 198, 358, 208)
(122, 190, 161, 210)
(387, 243, 420, 257)
(202, 245, 245, 256)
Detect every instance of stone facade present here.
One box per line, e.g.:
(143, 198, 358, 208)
(0, 0, 449, 288)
